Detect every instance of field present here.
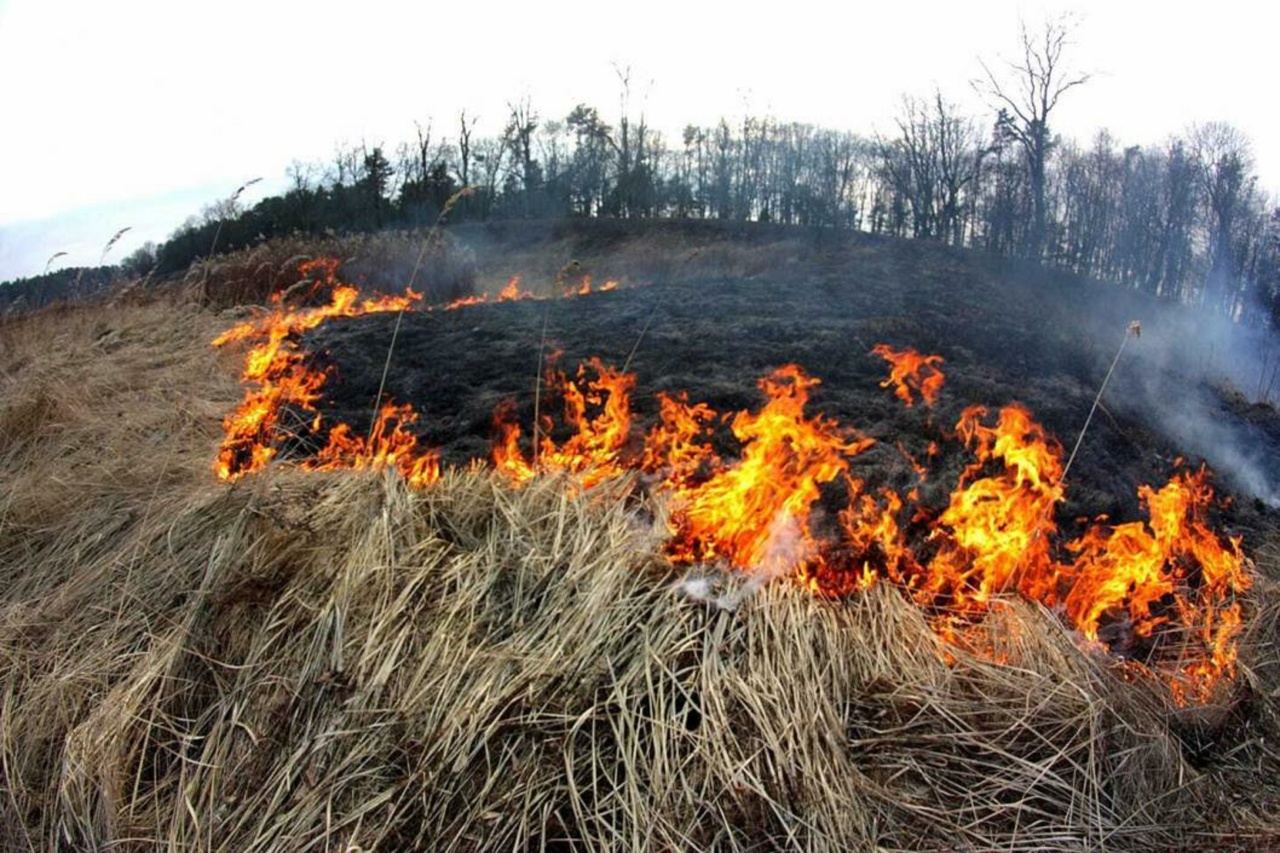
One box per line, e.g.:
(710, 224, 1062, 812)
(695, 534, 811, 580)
(2, 220, 1279, 851)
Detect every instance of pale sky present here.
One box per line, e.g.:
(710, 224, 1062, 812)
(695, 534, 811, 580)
(1, 0, 1277, 280)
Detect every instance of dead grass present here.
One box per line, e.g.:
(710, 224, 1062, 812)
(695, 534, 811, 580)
(2, 273, 1280, 852)
(182, 229, 478, 310)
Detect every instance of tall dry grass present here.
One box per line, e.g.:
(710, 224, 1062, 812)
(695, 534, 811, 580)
(1, 288, 1279, 852)
(185, 229, 478, 310)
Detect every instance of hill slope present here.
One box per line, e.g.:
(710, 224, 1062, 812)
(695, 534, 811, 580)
(2, 220, 1279, 851)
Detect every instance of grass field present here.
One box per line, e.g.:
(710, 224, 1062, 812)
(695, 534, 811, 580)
(2, 221, 1279, 851)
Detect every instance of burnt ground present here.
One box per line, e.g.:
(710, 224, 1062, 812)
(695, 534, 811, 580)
(299, 221, 1280, 550)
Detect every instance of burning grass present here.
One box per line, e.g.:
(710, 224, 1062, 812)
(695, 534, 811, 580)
(209, 261, 1254, 707)
(3, 238, 1280, 850)
(2, 464, 1278, 850)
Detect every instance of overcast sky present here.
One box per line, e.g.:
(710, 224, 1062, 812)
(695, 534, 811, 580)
(1, 0, 1277, 281)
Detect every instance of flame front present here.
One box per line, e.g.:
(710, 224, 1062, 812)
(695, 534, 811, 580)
(213, 258, 421, 481)
(307, 403, 440, 487)
(921, 404, 1066, 613)
(492, 357, 635, 489)
(213, 260, 1255, 705)
(1064, 470, 1251, 704)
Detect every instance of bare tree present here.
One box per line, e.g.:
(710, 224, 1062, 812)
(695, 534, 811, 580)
(978, 16, 1089, 260)
(457, 110, 476, 189)
(878, 92, 984, 244)
(504, 97, 540, 214)
(1190, 121, 1256, 312)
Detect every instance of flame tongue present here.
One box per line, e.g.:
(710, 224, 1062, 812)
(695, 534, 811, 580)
(654, 365, 874, 577)
(213, 258, 426, 482)
(492, 357, 635, 488)
(307, 403, 440, 487)
(873, 344, 946, 407)
(922, 404, 1066, 612)
(1065, 469, 1251, 704)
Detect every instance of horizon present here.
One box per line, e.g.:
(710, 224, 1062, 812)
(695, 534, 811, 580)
(2, 0, 1278, 281)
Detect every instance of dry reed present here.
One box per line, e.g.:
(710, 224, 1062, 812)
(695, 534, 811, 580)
(1, 287, 1278, 853)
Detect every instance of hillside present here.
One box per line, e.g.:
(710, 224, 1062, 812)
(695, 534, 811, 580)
(2, 220, 1279, 851)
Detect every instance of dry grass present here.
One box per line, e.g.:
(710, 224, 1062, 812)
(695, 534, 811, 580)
(181, 229, 478, 310)
(2, 287, 1280, 852)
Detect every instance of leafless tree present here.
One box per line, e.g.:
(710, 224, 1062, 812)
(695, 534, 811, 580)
(457, 110, 476, 189)
(1189, 121, 1256, 311)
(878, 92, 985, 244)
(978, 16, 1089, 260)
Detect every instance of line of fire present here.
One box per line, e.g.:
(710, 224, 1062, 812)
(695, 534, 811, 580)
(212, 259, 1254, 708)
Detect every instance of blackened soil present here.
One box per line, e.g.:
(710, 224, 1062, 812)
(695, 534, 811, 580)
(301, 224, 1280, 550)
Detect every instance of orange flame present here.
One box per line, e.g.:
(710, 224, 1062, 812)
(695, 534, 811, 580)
(1065, 469, 1250, 704)
(920, 404, 1066, 613)
(214, 280, 1254, 706)
(307, 402, 440, 486)
(492, 358, 636, 489)
(213, 258, 423, 481)
(498, 275, 531, 301)
(653, 365, 875, 577)
(872, 344, 946, 407)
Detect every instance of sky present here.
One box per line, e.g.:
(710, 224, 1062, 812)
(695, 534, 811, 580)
(1, 0, 1278, 281)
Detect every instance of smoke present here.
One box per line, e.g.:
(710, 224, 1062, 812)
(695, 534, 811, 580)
(676, 510, 809, 610)
(1090, 289, 1280, 508)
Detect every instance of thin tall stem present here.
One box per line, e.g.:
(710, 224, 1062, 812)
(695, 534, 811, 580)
(1061, 321, 1140, 484)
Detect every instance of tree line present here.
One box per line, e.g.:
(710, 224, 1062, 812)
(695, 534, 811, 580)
(90, 23, 1280, 328)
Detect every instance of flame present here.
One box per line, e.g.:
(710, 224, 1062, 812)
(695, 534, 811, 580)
(564, 275, 620, 297)
(498, 275, 530, 301)
(214, 261, 603, 483)
(492, 358, 635, 489)
(641, 392, 720, 490)
(1064, 469, 1250, 704)
(445, 276, 537, 309)
(213, 259, 421, 481)
(306, 402, 440, 487)
(872, 344, 945, 407)
(214, 275, 1255, 705)
(920, 404, 1066, 613)
(652, 365, 874, 577)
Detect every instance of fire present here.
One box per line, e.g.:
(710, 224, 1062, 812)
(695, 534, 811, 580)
(307, 402, 440, 487)
(565, 275, 620, 297)
(213, 267, 1255, 705)
(920, 404, 1066, 613)
(641, 392, 719, 490)
(498, 275, 530, 301)
(213, 258, 421, 481)
(492, 358, 635, 489)
(1064, 469, 1251, 704)
(215, 261, 612, 483)
(873, 344, 945, 407)
(650, 366, 874, 577)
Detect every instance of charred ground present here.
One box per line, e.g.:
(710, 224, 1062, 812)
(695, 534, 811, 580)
(303, 220, 1280, 544)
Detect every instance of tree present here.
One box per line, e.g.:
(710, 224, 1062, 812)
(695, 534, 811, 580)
(566, 104, 612, 216)
(978, 16, 1089, 260)
(877, 92, 984, 243)
(357, 146, 395, 228)
(1190, 122, 1256, 312)
(504, 97, 541, 216)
